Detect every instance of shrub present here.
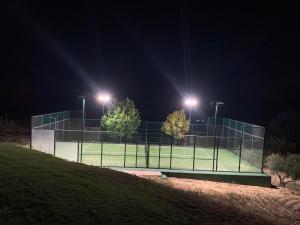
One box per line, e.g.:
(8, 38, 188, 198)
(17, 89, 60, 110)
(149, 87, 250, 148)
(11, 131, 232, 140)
(286, 154, 300, 180)
(265, 153, 300, 186)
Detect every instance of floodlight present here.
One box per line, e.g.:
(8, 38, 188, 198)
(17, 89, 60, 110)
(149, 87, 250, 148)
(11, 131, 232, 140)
(184, 97, 198, 107)
(96, 93, 111, 104)
(183, 95, 199, 125)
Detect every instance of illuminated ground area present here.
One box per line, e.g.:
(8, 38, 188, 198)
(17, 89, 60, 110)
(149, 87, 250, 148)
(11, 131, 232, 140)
(55, 142, 261, 172)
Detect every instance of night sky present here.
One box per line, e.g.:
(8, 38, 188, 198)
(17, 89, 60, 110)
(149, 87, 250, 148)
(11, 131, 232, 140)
(1, 0, 299, 125)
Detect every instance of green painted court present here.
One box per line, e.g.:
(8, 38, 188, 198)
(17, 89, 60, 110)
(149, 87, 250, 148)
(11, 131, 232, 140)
(55, 142, 261, 172)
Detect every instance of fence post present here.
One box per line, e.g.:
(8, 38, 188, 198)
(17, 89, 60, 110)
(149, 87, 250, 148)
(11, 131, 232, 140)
(251, 135, 254, 152)
(80, 99, 85, 163)
(227, 127, 229, 149)
(77, 141, 80, 162)
(261, 129, 266, 173)
(30, 116, 32, 150)
(205, 122, 208, 147)
(193, 135, 196, 171)
(100, 136, 103, 167)
(234, 121, 237, 149)
(62, 113, 65, 141)
(238, 127, 244, 172)
(145, 121, 148, 145)
(212, 141, 216, 171)
(170, 136, 173, 169)
(80, 138, 83, 163)
(124, 142, 127, 167)
(135, 143, 138, 168)
(53, 122, 56, 157)
(216, 137, 219, 171)
(221, 123, 224, 148)
(145, 122, 149, 168)
(146, 143, 150, 168)
(159, 128, 162, 169)
(212, 117, 217, 171)
(158, 141, 161, 169)
(68, 111, 70, 141)
(100, 140, 103, 167)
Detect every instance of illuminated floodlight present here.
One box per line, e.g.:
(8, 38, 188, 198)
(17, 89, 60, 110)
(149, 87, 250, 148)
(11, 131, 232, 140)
(96, 93, 111, 104)
(183, 96, 199, 124)
(184, 97, 198, 107)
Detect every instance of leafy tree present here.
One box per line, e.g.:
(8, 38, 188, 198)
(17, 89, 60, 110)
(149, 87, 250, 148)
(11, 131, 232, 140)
(162, 109, 190, 139)
(265, 153, 300, 186)
(101, 98, 141, 139)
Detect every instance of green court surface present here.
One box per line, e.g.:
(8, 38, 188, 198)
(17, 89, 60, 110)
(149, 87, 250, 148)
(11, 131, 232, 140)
(55, 142, 260, 172)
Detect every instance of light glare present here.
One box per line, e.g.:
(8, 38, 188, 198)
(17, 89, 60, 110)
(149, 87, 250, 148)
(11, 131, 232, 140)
(184, 97, 198, 107)
(97, 93, 111, 104)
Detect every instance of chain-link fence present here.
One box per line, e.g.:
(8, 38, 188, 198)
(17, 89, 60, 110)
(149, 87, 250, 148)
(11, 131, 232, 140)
(31, 111, 265, 173)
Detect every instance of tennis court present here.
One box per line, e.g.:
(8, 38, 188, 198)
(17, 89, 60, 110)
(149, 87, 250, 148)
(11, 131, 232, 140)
(31, 111, 265, 173)
(55, 141, 260, 172)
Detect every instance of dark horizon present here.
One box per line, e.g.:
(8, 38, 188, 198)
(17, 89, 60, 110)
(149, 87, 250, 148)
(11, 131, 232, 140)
(1, 0, 299, 126)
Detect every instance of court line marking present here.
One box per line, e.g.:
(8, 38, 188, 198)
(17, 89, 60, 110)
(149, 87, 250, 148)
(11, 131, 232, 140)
(199, 148, 227, 171)
(83, 142, 93, 151)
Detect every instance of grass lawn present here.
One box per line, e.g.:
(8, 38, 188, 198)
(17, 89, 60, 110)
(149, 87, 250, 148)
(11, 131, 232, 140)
(0, 143, 272, 225)
(55, 142, 260, 172)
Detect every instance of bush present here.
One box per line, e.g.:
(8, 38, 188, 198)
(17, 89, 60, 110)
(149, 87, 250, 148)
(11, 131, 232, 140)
(265, 153, 300, 186)
(286, 154, 300, 180)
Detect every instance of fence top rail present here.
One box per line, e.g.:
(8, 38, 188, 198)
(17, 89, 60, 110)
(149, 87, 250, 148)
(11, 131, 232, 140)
(223, 117, 265, 129)
(32, 118, 70, 129)
(31, 111, 70, 118)
(223, 125, 264, 139)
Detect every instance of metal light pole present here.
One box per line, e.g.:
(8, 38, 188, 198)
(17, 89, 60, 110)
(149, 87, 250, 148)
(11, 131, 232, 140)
(96, 92, 111, 131)
(210, 101, 224, 171)
(184, 96, 199, 146)
(79, 95, 86, 163)
(81, 96, 86, 131)
(184, 96, 198, 131)
(213, 101, 224, 120)
(188, 105, 192, 123)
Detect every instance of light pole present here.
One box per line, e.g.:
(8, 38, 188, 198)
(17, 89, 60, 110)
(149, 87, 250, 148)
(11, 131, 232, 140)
(79, 95, 86, 131)
(96, 92, 111, 129)
(79, 95, 86, 162)
(183, 96, 199, 146)
(211, 101, 224, 121)
(210, 101, 224, 171)
(184, 96, 198, 124)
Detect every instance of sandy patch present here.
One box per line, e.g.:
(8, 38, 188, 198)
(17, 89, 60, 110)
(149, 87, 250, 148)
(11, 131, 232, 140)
(140, 176, 300, 225)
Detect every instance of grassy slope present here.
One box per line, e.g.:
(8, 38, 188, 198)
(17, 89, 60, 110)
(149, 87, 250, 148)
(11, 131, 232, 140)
(0, 144, 273, 225)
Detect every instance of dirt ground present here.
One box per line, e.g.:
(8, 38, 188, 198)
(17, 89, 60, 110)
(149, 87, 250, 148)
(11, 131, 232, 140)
(126, 171, 300, 225)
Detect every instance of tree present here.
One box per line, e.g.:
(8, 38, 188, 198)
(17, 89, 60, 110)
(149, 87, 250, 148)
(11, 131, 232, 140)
(265, 153, 300, 186)
(162, 109, 190, 139)
(101, 98, 141, 139)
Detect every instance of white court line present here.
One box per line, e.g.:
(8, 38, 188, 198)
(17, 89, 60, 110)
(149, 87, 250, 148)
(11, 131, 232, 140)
(200, 148, 227, 171)
(83, 143, 93, 151)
